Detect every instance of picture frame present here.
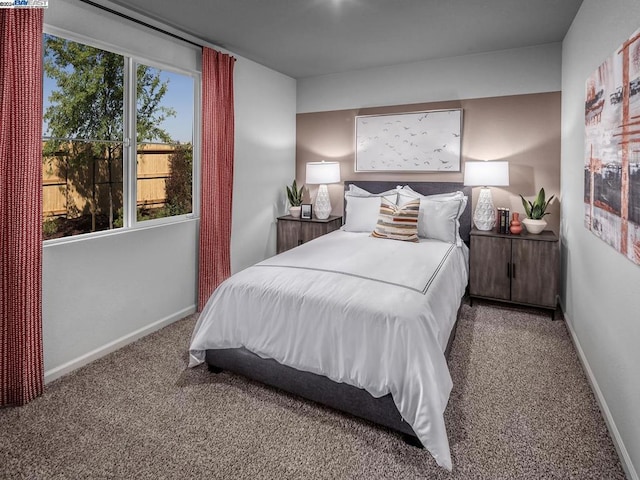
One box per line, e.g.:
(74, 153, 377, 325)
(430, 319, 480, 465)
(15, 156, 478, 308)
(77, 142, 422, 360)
(300, 204, 313, 219)
(355, 108, 462, 172)
(584, 26, 640, 266)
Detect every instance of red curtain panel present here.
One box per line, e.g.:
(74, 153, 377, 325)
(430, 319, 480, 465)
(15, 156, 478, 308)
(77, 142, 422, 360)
(0, 9, 44, 406)
(198, 48, 235, 311)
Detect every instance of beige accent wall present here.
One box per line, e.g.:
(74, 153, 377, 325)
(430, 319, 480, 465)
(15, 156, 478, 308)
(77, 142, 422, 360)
(296, 92, 561, 234)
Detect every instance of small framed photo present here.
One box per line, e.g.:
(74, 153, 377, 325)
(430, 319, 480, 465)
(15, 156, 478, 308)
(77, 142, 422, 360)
(301, 204, 313, 219)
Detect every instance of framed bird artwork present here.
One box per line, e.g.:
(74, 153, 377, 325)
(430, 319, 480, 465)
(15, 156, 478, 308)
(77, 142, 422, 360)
(355, 109, 462, 172)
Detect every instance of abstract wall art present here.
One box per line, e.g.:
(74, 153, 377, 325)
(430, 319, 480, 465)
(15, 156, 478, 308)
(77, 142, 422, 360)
(355, 109, 462, 172)
(585, 27, 640, 266)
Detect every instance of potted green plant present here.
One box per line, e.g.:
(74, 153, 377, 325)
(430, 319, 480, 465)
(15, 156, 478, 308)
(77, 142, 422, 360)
(286, 179, 304, 218)
(519, 188, 554, 234)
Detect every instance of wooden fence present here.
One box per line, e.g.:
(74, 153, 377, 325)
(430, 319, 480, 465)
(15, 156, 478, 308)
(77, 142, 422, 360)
(42, 143, 177, 219)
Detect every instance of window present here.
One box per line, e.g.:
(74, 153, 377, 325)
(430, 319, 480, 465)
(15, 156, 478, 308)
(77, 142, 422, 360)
(42, 33, 196, 241)
(136, 65, 194, 223)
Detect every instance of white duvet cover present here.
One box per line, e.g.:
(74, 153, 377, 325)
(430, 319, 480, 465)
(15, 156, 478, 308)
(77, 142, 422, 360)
(189, 230, 469, 470)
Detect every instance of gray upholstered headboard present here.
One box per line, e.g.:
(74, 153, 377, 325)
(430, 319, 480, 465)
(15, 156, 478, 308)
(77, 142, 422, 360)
(344, 181, 472, 245)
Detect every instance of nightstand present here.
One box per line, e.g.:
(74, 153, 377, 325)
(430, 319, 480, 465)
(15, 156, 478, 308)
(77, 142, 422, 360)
(276, 215, 342, 253)
(469, 228, 559, 317)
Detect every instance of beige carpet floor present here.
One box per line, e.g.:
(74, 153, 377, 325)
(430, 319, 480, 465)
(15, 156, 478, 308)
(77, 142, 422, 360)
(0, 301, 626, 479)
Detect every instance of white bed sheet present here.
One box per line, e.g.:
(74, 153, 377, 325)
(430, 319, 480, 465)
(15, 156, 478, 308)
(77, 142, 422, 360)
(189, 230, 469, 470)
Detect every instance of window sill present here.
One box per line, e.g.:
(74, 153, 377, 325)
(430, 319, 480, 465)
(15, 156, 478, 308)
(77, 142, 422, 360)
(43, 214, 199, 248)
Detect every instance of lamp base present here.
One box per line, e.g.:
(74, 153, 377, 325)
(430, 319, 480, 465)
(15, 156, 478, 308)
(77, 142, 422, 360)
(314, 184, 332, 219)
(473, 188, 496, 231)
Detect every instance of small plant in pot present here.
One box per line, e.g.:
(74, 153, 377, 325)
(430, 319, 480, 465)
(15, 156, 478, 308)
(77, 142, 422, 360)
(286, 179, 304, 218)
(519, 188, 554, 234)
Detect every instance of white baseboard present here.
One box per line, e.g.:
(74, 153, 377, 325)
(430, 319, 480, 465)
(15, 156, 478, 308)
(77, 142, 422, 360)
(44, 305, 197, 384)
(562, 306, 638, 480)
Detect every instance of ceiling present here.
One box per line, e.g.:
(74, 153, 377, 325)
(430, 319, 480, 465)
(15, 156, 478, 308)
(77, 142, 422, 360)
(105, 0, 583, 79)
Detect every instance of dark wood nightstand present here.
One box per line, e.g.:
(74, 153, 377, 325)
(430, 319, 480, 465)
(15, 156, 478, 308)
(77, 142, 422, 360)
(276, 215, 342, 253)
(469, 228, 559, 317)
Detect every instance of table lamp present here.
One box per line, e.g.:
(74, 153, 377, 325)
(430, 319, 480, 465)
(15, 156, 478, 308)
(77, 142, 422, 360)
(305, 161, 341, 220)
(463, 161, 510, 231)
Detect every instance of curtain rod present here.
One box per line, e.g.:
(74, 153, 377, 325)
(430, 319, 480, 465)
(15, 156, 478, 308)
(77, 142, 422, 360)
(79, 0, 203, 49)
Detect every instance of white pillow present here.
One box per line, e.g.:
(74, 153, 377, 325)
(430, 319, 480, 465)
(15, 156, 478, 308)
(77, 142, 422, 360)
(397, 185, 467, 245)
(342, 185, 399, 232)
(397, 185, 465, 206)
(343, 196, 385, 232)
(419, 198, 464, 245)
(347, 184, 398, 200)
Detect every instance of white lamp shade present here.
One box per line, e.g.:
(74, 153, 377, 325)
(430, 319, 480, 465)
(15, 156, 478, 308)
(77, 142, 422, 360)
(463, 161, 509, 187)
(305, 161, 341, 184)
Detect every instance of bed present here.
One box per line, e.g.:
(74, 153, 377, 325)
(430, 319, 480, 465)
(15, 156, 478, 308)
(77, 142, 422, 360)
(189, 181, 471, 470)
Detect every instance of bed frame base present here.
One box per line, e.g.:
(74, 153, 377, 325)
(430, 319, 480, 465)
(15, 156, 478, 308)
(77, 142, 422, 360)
(205, 345, 416, 437)
(402, 433, 425, 449)
(204, 306, 461, 443)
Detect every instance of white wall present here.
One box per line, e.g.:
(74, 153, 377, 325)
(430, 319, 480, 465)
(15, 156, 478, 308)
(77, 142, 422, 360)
(562, 2, 640, 478)
(232, 59, 296, 273)
(297, 43, 562, 113)
(43, 221, 198, 380)
(42, 3, 296, 381)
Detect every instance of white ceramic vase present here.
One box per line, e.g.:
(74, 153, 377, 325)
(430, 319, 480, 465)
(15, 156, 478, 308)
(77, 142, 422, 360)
(472, 187, 496, 231)
(289, 206, 301, 218)
(313, 184, 332, 220)
(522, 218, 547, 234)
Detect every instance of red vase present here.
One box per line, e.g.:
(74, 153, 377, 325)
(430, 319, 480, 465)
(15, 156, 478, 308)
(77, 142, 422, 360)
(510, 212, 523, 235)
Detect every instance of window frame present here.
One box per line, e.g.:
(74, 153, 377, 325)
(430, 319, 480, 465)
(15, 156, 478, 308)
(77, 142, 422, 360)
(42, 26, 201, 245)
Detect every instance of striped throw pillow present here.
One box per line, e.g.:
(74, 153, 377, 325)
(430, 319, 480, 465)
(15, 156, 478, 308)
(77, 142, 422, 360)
(371, 198, 420, 242)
